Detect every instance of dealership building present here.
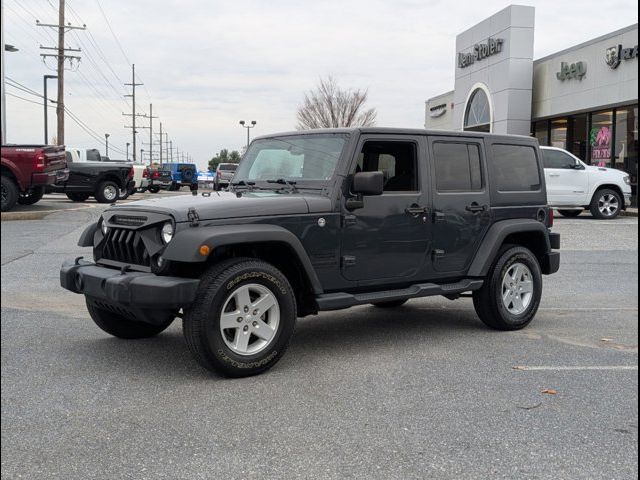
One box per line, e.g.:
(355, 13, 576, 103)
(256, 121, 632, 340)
(425, 5, 638, 204)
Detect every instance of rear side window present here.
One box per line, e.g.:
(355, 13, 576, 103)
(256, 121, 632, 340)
(433, 142, 483, 192)
(492, 144, 541, 192)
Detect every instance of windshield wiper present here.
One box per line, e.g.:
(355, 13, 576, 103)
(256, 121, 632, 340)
(230, 180, 256, 191)
(266, 178, 298, 193)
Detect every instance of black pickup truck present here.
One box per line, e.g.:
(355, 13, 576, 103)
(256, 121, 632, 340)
(50, 149, 135, 203)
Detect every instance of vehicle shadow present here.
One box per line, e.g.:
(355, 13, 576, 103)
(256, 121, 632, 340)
(70, 303, 484, 381)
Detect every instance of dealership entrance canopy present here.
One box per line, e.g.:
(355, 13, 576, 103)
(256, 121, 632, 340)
(425, 5, 638, 204)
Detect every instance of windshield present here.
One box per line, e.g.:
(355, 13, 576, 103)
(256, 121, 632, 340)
(233, 134, 348, 185)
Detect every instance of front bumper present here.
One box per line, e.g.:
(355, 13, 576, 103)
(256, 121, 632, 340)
(60, 259, 199, 309)
(624, 193, 632, 208)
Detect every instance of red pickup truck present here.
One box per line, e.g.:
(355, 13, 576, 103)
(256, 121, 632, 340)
(1, 145, 69, 211)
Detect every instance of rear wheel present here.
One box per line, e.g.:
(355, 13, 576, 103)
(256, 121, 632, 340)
(1, 176, 19, 212)
(17, 186, 44, 205)
(372, 299, 408, 308)
(148, 185, 160, 193)
(86, 300, 174, 339)
(183, 258, 297, 377)
(558, 209, 583, 218)
(95, 181, 119, 203)
(473, 245, 542, 331)
(590, 189, 622, 219)
(66, 192, 90, 202)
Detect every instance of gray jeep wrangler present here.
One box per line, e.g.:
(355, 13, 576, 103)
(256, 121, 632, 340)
(61, 128, 560, 377)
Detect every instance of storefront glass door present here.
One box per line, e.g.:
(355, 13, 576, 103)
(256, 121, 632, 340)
(589, 110, 614, 166)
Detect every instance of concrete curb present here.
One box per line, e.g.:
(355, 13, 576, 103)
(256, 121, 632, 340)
(622, 209, 638, 217)
(1, 205, 95, 222)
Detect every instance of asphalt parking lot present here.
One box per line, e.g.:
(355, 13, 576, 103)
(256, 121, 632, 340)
(1, 196, 638, 480)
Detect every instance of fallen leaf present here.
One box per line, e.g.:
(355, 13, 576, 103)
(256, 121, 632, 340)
(600, 338, 613, 342)
(512, 366, 526, 371)
(541, 388, 557, 395)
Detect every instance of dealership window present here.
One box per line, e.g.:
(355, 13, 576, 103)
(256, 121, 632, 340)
(533, 121, 549, 146)
(569, 114, 588, 160)
(615, 106, 638, 205)
(550, 118, 568, 149)
(589, 110, 614, 167)
(464, 88, 491, 132)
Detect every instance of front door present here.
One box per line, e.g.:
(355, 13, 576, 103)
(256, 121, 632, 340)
(340, 136, 431, 283)
(428, 137, 492, 274)
(542, 149, 590, 206)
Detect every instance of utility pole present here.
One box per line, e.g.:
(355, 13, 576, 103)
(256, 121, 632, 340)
(43, 75, 57, 143)
(146, 103, 157, 165)
(169, 140, 174, 163)
(37, 1, 85, 145)
(123, 64, 143, 162)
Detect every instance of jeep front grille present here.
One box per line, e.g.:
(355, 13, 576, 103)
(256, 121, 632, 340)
(101, 228, 151, 267)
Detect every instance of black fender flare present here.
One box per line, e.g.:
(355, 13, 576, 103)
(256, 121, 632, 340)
(78, 222, 99, 247)
(162, 224, 324, 294)
(467, 219, 551, 277)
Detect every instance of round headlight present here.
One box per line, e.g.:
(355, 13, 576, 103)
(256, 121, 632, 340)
(161, 222, 174, 244)
(101, 219, 109, 235)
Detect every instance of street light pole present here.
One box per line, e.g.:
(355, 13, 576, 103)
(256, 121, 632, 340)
(43, 75, 57, 144)
(239, 120, 257, 150)
(126, 142, 130, 161)
(104, 133, 110, 156)
(140, 148, 144, 163)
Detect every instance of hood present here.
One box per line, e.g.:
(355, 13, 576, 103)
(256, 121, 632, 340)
(109, 190, 332, 222)
(585, 164, 628, 177)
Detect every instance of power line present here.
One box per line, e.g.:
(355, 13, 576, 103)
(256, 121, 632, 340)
(93, 0, 131, 65)
(6, 91, 55, 107)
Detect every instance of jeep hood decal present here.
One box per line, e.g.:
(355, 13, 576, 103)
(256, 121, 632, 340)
(110, 191, 329, 222)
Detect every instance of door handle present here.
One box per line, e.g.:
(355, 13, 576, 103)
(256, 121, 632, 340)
(405, 205, 428, 217)
(549, 173, 561, 177)
(465, 203, 487, 213)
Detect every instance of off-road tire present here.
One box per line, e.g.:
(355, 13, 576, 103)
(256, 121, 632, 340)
(183, 258, 297, 378)
(95, 181, 119, 203)
(372, 299, 408, 308)
(148, 186, 160, 193)
(1, 175, 19, 212)
(558, 209, 583, 218)
(66, 192, 90, 202)
(473, 245, 542, 331)
(590, 188, 622, 220)
(17, 186, 44, 206)
(86, 299, 174, 339)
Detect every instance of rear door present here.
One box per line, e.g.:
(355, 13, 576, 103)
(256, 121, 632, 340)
(428, 136, 491, 274)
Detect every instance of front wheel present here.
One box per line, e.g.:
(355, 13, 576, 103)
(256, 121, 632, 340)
(66, 192, 90, 202)
(473, 245, 542, 331)
(86, 300, 174, 339)
(183, 258, 297, 377)
(17, 186, 44, 205)
(590, 189, 622, 219)
(148, 186, 160, 193)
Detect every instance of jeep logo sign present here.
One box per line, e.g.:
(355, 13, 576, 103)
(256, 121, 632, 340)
(605, 44, 639, 69)
(556, 61, 587, 81)
(458, 38, 504, 68)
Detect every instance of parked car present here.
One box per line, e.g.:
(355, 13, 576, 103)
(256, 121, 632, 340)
(163, 162, 198, 191)
(146, 167, 173, 193)
(541, 146, 632, 219)
(1, 144, 68, 211)
(61, 128, 560, 378)
(66, 148, 147, 197)
(49, 149, 134, 203)
(214, 163, 238, 190)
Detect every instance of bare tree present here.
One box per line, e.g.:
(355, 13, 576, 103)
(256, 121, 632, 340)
(296, 76, 377, 130)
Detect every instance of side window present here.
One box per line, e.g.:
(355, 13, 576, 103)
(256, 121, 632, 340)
(492, 144, 541, 192)
(543, 149, 576, 169)
(357, 141, 418, 192)
(433, 142, 484, 192)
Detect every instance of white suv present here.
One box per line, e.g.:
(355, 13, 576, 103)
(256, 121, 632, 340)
(541, 146, 632, 219)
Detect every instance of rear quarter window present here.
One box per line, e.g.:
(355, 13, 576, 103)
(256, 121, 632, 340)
(491, 144, 541, 192)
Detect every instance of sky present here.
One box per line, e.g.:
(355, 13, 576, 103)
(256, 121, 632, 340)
(3, 0, 638, 170)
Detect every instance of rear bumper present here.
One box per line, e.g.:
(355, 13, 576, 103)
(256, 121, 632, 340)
(543, 232, 560, 275)
(32, 168, 69, 187)
(60, 260, 199, 308)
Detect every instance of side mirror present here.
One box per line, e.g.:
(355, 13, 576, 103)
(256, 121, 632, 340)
(573, 161, 585, 170)
(353, 171, 384, 196)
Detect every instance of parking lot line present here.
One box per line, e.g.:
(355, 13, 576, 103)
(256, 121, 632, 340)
(513, 365, 638, 371)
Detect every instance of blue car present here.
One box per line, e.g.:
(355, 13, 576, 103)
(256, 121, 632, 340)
(163, 163, 198, 191)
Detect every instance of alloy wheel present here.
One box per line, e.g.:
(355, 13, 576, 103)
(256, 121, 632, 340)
(598, 193, 619, 217)
(501, 263, 534, 315)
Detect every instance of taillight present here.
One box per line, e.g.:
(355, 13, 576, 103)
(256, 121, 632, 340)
(34, 154, 46, 172)
(143, 169, 149, 178)
(152, 171, 159, 179)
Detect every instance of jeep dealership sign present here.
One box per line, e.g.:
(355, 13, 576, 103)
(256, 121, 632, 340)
(458, 38, 505, 68)
(605, 44, 638, 69)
